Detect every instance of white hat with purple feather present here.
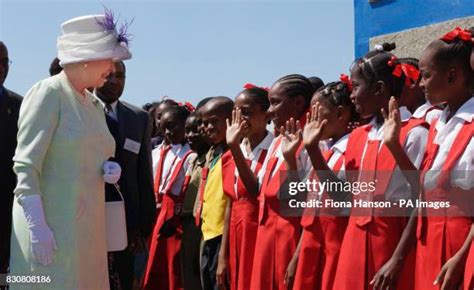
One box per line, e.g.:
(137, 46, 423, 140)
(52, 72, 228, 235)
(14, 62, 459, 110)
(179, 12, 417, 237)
(57, 8, 132, 66)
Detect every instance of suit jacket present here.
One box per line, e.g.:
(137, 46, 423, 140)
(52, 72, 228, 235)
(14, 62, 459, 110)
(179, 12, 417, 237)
(0, 88, 22, 272)
(105, 100, 156, 239)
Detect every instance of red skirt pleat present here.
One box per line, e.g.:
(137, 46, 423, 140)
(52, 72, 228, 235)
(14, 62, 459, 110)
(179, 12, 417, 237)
(333, 216, 414, 290)
(293, 216, 348, 290)
(415, 216, 471, 290)
(228, 199, 259, 290)
(144, 196, 183, 290)
(250, 199, 301, 290)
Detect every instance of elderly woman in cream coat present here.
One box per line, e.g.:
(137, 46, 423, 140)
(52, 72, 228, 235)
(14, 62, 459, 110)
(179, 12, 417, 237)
(9, 13, 131, 290)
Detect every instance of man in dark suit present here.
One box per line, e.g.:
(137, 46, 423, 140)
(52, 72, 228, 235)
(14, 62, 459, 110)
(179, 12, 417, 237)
(96, 61, 156, 290)
(0, 41, 22, 274)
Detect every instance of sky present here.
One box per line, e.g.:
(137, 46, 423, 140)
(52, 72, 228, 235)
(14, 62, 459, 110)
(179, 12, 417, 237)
(0, 0, 354, 108)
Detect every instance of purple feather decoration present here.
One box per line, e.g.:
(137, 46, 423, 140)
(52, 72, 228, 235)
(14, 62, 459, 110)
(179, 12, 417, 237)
(96, 7, 116, 31)
(117, 18, 134, 45)
(96, 6, 133, 45)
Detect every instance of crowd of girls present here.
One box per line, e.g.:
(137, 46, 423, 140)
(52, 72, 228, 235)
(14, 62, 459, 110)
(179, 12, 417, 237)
(143, 26, 473, 290)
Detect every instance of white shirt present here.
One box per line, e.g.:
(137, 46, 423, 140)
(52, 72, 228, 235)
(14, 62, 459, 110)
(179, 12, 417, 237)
(326, 133, 349, 171)
(424, 97, 474, 191)
(257, 134, 312, 189)
(234, 132, 274, 195)
(96, 96, 119, 120)
(359, 106, 428, 200)
(412, 101, 442, 124)
(152, 143, 194, 196)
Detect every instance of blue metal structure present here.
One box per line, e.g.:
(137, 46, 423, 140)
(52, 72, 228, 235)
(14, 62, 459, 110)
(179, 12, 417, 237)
(354, 0, 474, 57)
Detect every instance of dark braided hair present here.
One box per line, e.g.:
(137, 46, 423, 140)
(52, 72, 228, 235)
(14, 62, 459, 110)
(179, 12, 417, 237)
(315, 81, 359, 123)
(308, 76, 325, 92)
(350, 51, 406, 98)
(399, 57, 419, 69)
(426, 29, 472, 77)
(273, 74, 314, 107)
(238, 87, 270, 111)
(161, 105, 191, 123)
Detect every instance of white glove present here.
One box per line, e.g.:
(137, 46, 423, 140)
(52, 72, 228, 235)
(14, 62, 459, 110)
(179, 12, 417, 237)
(20, 194, 58, 266)
(103, 161, 122, 184)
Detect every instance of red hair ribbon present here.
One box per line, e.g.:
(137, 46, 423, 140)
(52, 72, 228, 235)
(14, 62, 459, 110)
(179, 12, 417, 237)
(178, 101, 195, 112)
(339, 74, 352, 92)
(440, 26, 472, 43)
(388, 56, 404, 78)
(400, 63, 420, 86)
(243, 83, 270, 91)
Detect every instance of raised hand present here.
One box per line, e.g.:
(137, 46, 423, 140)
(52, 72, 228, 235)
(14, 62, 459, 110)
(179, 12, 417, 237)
(280, 118, 302, 161)
(382, 97, 401, 148)
(226, 108, 246, 148)
(302, 103, 328, 148)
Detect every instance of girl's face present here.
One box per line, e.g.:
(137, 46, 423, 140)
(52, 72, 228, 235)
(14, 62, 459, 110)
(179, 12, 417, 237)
(235, 93, 269, 137)
(160, 111, 185, 145)
(185, 116, 207, 152)
(268, 83, 303, 129)
(311, 94, 343, 140)
(350, 65, 384, 119)
(154, 103, 175, 137)
(418, 48, 450, 106)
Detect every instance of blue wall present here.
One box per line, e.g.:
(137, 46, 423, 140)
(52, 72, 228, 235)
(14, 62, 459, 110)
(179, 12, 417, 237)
(354, 0, 474, 57)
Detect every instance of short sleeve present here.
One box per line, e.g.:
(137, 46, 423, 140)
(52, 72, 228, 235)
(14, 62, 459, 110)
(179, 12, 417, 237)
(404, 125, 429, 169)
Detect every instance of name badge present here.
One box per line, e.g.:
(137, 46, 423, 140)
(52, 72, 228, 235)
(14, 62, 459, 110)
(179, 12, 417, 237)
(124, 138, 141, 154)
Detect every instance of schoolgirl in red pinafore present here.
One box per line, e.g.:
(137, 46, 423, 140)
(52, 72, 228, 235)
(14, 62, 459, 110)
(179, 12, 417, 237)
(221, 132, 273, 290)
(333, 51, 429, 290)
(415, 27, 474, 290)
(293, 79, 356, 290)
(250, 74, 314, 290)
(144, 106, 195, 290)
(218, 84, 274, 290)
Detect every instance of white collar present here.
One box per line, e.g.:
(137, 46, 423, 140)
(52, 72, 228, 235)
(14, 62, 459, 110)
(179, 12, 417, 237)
(412, 102, 432, 119)
(241, 131, 274, 159)
(445, 96, 474, 123)
(399, 106, 412, 121)
(367, 105, 412, 128)
(330, 133, 350, 153)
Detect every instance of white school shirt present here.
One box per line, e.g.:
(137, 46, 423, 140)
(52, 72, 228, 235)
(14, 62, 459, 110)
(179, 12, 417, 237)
(235, 132, 274, 195)
(152, 143, 194, 196)
(424, 97, 474, 191)
(359, 106, 428, 201)
(305, 134, 350, 187)
(257, 134, 313, 190)
(326, 134, 349, 171)
(412, 101, 442, 124)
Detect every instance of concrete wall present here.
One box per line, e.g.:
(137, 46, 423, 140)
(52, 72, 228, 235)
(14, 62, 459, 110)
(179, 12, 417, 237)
(369, 16, 474, 59)
(354, 0, 474, 57)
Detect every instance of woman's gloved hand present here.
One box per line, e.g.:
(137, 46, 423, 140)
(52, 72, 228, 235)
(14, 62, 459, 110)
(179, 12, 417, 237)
(20, 194, 58, 266)
(103, 161, 122, 184)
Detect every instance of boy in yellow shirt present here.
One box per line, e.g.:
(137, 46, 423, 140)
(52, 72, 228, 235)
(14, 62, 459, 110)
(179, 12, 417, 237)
(195, 97, 233, 290)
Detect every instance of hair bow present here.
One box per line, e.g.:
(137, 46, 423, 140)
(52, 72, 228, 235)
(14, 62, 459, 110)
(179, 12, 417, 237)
(339, 74, 352, 92)
(440, 26, 472, 43)
(387, 56, 404, 79)
(400, 63, 420, 86)
(243, 83, 270, 91)
(178, 101, 195, 112)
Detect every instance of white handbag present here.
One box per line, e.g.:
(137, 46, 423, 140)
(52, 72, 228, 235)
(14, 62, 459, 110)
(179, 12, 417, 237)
(105, 183, 128, 252)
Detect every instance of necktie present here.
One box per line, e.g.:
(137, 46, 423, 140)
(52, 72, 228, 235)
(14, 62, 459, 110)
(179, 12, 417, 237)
(355, 139, 380, 226)
(154, 145, 170, 204)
